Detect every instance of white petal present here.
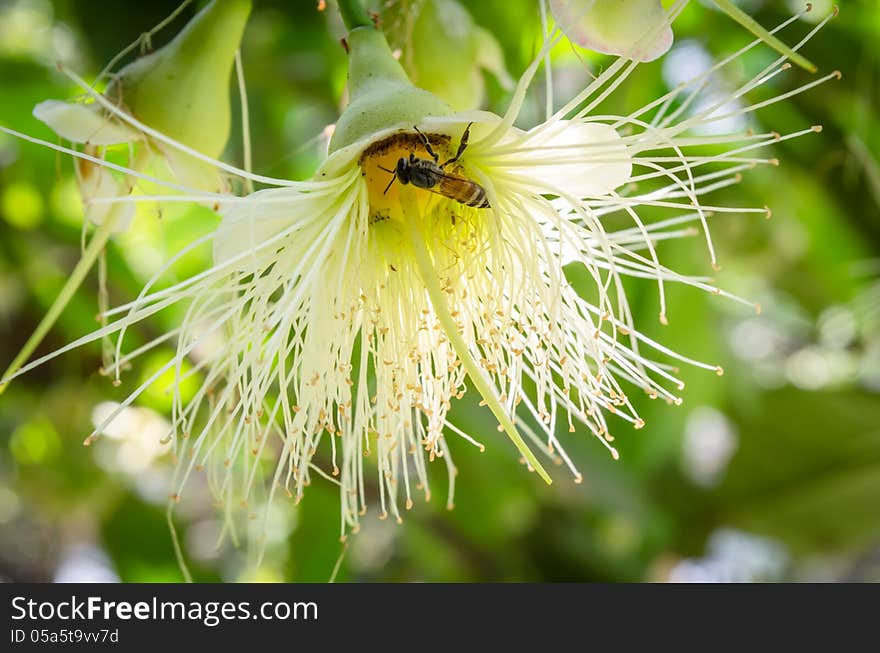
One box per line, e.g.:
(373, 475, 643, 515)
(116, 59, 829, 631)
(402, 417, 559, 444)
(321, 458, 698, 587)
(214, 187, 315, 270)
(526, 120, 632, 198)
(550, 0, 673, 62)
(78, 164, 135, 232)
(33, 100, 140, 145)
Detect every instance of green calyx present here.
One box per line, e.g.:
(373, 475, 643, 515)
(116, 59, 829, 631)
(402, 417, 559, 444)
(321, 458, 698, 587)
(329, 26, 452, 153)
(107, 0, 252, 158)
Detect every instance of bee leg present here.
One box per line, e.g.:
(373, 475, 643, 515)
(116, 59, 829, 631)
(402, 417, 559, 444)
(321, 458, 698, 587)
(441, 122, 473, 168)
(412, 125, 439, 162)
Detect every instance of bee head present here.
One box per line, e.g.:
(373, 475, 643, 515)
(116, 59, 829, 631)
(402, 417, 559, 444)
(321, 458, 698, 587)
(396, 156, 412, 184)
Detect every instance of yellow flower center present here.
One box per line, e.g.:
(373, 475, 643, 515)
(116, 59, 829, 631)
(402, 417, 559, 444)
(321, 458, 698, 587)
(359, 131, 456, 223)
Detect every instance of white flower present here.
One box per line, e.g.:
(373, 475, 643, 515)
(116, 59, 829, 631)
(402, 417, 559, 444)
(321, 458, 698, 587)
(1, 5, 838, 544)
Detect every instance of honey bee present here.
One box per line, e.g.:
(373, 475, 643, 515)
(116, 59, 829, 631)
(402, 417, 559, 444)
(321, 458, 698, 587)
(380, 123, 490, 209)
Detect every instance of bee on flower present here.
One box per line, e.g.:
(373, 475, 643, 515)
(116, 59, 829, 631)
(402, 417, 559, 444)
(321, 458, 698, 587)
(0, 0, 838, 553)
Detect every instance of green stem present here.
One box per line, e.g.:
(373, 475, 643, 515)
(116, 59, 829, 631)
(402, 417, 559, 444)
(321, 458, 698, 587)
(338, 0, 373, 31)
(167, 502, 193, 583)
(0, 209, 121, 394)
(713, 0, 817, 73)
(1, 145, 151, 394)
(401, 194, 552, 485)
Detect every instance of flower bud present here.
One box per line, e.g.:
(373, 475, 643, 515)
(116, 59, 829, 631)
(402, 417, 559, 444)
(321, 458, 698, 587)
(106, 0, 252, 158)
(550, 0, 673, 62)
(388, 0, 513, 111)
(33, 0, 252, 228)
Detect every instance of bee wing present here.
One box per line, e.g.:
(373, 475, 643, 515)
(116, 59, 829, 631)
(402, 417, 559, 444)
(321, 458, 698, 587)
(433, 171, 468, 194)
(428, 170, 480, 202)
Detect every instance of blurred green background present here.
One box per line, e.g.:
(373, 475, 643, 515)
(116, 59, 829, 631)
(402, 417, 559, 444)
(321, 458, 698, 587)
(0, 0, 878, 582)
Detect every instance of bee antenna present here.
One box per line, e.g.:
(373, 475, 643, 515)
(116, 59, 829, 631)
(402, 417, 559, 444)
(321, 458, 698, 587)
(377, 165, 395, 173)
(383, 173, 397, 195)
